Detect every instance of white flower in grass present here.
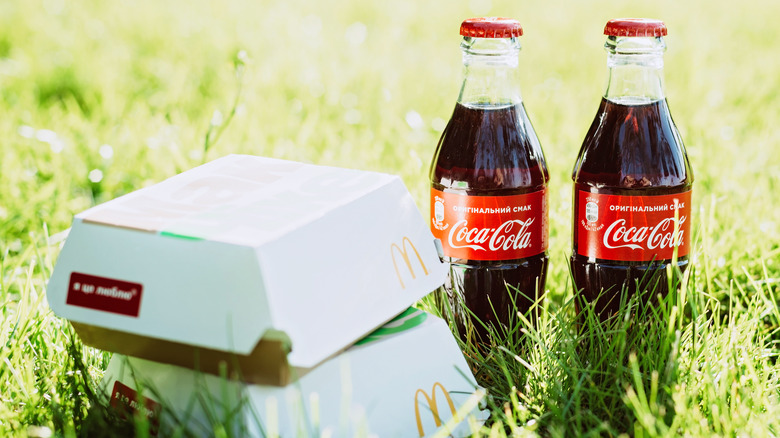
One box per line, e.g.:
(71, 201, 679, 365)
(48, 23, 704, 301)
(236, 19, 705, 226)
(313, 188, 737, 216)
(32, 128, 66, 152)
(26, 426, 52, 438)
(49, 139, 64, 153)
(431, 117, 446, 132)
(211, 109, 224, 127)
(405, 110, 424, 130)
(344, 109, 361, 125)
(18, 125, 35, 138)
(146, 137, 161, 149)
(99, 144, 114, 159)
(88, 169, 103, 183)
(35, 129, 57, 143)
(345, 22, 367, 47)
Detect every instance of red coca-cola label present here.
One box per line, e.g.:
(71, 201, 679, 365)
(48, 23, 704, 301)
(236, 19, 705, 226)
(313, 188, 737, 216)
(575, 190, 692, 261)
(431, 188, 548, 261)
(66, 272, 143, 317)
(110, 381, 161, 435)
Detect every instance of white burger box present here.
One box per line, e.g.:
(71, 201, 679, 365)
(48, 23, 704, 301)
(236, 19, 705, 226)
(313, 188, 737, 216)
(102, 308, 488, 437)
(46, 154, 449, 385)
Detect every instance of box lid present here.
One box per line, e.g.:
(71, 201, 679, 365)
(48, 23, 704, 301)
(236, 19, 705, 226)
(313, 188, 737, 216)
(47, 155, 447, 369)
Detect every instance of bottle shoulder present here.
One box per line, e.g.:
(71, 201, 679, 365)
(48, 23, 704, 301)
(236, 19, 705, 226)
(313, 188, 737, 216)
(572, 98, 693, 189)
(431, 102, 549, 193)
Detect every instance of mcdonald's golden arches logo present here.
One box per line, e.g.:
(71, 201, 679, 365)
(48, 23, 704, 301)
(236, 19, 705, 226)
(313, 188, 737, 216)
(390, 237, 429, 289)
(414, 382, 458, 437)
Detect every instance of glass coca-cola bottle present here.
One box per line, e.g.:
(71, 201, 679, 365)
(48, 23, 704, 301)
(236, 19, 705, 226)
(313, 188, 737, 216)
(430, 17, 549, 343)
(570, 18, 694, 316)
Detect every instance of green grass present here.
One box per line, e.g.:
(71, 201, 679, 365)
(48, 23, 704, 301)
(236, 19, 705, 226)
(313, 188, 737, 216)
(2, 0, 780, 436)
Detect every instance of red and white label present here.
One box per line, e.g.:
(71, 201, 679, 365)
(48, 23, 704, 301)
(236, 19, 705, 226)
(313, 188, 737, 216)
(66, 272, 143, 317)
(110, 381, 161, 435)
(430, 188, 548, 261)
(575, 190, 692, 261)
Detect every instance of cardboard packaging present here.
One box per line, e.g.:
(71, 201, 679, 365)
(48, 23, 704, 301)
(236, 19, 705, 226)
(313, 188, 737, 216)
(102, 309, 488, 437)
(47, 155, 448, 385)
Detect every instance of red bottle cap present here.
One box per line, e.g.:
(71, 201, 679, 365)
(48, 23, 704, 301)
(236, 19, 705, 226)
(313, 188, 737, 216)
(604, 18, 667, 37)
(460, 17, 523, 38)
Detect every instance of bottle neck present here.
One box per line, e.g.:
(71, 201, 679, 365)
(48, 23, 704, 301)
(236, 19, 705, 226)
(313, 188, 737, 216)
(603, 36, 666, 104)
(457, 37, 523, 107)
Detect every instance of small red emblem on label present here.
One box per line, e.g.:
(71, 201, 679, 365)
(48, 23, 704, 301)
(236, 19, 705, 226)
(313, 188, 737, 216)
(66, 272, 143, 317)
(110, 381, 161, 435)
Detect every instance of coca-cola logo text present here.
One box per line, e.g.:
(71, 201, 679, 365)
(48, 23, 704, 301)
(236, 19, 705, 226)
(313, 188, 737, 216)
(603, 216, 686, 251)
(448, 219, 535, 252)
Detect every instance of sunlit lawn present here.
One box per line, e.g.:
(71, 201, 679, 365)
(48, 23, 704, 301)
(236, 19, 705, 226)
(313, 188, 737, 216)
(1, 0, 779, 436)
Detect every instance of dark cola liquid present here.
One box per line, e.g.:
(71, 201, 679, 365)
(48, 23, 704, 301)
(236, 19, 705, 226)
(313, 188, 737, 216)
(571, 97, 693, 316)
(431, 102, 549, 342)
